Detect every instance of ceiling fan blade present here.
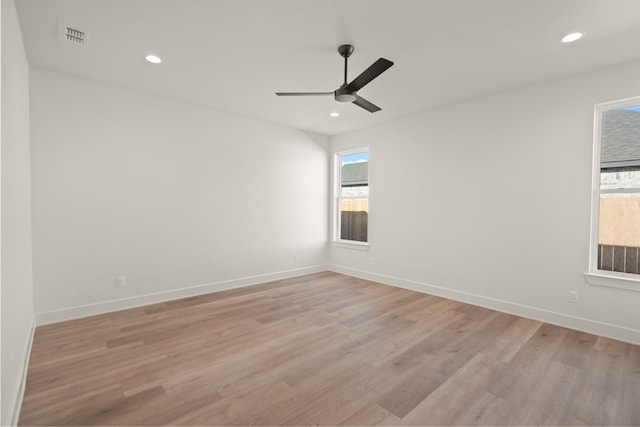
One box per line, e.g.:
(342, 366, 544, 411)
(352, 94, 381, 113)
(345, 58, 393, 93)
(275, 92, 333, 96)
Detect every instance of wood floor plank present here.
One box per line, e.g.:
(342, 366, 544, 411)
(278, 345, 436, 425)
(449, 391, 509, 426)
(230, 357, 372, 425)
(19, 272, 640, 426)
(570, 343, 630, 426)
(509, 360, 580, 426)
(621, 344, 640, 425)
(341, 403, 402, 426)
(486, 323, 569, 400)
(490, 316, 543, 363)
(551, 329, 598, 368)
(401, 352, 505, 425)
(19, 383, 125, 426)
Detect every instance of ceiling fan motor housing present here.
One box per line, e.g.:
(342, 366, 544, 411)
(335, 86, 356, 102)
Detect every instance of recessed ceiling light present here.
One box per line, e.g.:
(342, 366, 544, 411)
(145, 54, 162, 64)
(330, 112, 340, 117)
(562, 32, 584, 43)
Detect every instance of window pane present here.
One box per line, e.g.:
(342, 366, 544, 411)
(598, 193, 640, 274)
(340, 199, 368, 242)
(601, 105, 640, 171)
(597, 104, 640, 275)
(338, 150, 368, 243)
(341, 155, 368, 188)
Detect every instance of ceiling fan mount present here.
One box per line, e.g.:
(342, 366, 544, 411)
(337, 44, 355, 59)
(276, 44, 393, 113)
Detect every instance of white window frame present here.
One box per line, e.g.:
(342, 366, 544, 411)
(585, 96, 640, 291)
(333, 147, 370, 249)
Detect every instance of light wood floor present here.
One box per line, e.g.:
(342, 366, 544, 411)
(19, 272, 640, 426)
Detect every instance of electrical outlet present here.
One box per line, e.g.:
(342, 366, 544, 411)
(10, 352, 15, 369)
(370, 257, 376, 265)
(116, 276, 127, 288)
(293, 253, 299, 262)
(568, 290, 578, 303)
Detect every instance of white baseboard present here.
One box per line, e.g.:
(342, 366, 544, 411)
(34, 262, 640, 343)
(329, 264, 640, 346)
(36, 265, 328, 325)
(9, 319, 36, 427)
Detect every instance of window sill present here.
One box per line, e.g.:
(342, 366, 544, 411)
(584, 271, 640, 292)
(332, 240, 370, 251)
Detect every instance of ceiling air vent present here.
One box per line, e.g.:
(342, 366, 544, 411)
(58, 24, 90, 47)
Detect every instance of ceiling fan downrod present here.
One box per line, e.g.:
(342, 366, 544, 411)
(338, 44, 354, 84)
(336, 44, 357, 102)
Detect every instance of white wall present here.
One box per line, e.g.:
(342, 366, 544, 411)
(330, 59, 640, 344)
(30, 70, 329, 322)
(1, 0, 36, 424)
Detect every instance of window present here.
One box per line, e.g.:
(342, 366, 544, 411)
(335, 149, 369, 244)
(587, 97, 640, 289)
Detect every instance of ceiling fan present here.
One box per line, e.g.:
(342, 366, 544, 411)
(276, 44, 393, 113)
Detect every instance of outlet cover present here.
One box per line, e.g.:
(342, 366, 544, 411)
(116, 276, 127, 287)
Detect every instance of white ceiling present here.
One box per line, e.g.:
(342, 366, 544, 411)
(14, 0, 640, 136)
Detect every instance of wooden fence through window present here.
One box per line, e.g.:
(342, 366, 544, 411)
(341, 211, 368, 242)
